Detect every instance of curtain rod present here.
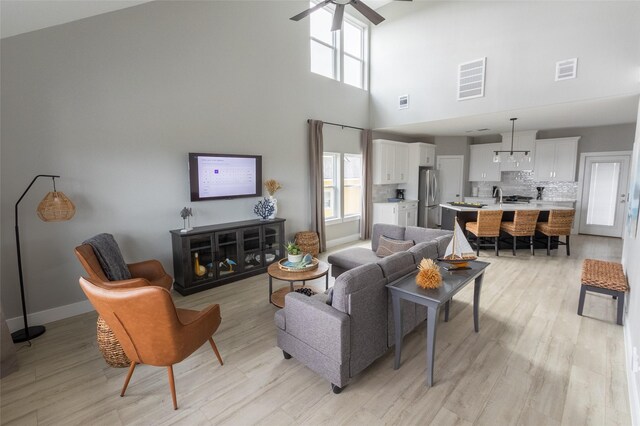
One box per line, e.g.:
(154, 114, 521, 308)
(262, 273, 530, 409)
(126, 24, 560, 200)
(307, 119, 365, 131)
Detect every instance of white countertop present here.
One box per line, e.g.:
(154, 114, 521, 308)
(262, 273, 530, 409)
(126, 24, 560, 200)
(374, 199, 418, 204)
(440, 203, 574, 212)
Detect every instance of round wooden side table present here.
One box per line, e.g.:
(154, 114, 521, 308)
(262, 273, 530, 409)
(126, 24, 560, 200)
(267, 260, 330, 308)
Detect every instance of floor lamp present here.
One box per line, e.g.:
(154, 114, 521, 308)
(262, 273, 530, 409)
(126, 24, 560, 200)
(12, 175, 76, 343)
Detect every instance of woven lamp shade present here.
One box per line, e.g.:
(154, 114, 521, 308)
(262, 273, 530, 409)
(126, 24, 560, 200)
(37, 191, 76, 222)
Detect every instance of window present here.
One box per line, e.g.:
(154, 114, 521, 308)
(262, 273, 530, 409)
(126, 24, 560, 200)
(323, 152, 362, 222)
(343, 153, 362, 217)
(323, 153, 340, 220)
(309, 3, 368, 89)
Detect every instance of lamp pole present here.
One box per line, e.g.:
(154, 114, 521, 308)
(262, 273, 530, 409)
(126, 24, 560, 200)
(12, 174, 60, 343)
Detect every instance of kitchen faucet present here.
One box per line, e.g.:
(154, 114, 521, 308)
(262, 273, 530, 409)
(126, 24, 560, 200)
(493, 187, 503, 205)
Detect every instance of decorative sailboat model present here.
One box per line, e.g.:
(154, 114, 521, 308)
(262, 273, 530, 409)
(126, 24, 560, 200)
(437, 221, 477, 270)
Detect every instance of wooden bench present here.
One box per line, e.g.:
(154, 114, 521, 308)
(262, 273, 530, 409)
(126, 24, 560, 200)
(578, 259, 629, 325)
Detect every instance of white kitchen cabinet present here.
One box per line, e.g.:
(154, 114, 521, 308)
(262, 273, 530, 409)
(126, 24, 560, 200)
(394, 143, 409, 183)
(469, 143, 501, 182)
(400, 143, 436, 200)
(373, 201, 418, 226)
(499, 130, 537, 171)
(412, 143, 436, 167)
(533, 137, 580, 182)
(373, 140, 410, 184)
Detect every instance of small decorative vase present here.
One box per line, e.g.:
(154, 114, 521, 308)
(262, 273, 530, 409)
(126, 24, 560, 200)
(288, 253, 303, 263)
(269, 196, 277, 219)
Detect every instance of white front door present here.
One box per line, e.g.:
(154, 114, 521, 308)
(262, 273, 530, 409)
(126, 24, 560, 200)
(579, 153, 631, 237)
(436, 155, 465, 226)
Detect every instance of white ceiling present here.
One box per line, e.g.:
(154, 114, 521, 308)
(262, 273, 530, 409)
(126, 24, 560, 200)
(0, 0, 154, 39)
(376, 95, 640, 137)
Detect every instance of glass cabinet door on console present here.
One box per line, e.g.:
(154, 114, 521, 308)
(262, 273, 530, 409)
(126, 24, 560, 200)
(262, 223, 284, 265)
(189, 235, 214, 283)
(215, 230, 239, 278)
(170, 218, 286, 295)
(241, 227, 263, 272)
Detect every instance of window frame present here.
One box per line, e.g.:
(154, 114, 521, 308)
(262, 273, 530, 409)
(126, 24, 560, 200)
(342, 152, 363, 220)
(309, 2, 369, 90)
(323, 152, 341, 222)
(323, 152, 363, 224)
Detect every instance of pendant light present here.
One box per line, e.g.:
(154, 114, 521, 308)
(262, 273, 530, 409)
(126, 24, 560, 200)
(493, 118, 530, 163)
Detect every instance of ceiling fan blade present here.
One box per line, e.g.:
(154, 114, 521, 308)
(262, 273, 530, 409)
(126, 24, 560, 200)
(350, 0, 385, 25)
(331, 4, 345, 31)
(290, 0, 333, 21)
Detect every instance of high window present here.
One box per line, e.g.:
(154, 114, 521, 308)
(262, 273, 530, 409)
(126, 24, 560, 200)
(310, 3, 368, 89)
(323, 152, 362, 222)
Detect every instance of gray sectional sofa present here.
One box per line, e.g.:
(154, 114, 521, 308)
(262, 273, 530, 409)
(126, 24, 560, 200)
(274, 224, 453, 393)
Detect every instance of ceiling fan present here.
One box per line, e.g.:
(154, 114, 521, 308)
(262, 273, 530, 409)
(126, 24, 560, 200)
(291, 0, 411, 32)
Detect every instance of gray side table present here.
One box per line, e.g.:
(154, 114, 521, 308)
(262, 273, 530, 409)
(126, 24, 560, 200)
(386, 260, 489, 386)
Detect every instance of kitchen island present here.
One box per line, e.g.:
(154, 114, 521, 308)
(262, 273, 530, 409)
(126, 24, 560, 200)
(440, 203, 575, 252)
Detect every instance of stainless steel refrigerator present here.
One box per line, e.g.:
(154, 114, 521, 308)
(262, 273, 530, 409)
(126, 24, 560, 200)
(418, 167, 439, 228)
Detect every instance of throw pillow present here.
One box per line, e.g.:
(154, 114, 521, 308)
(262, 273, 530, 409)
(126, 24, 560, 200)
(376, 235, 415, 257)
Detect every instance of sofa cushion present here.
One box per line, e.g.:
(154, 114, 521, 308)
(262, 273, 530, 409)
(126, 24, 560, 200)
(328, 247, 380, 272)
(371, 224, 406, 252)
(405, 226, 453, 245)
(377, 252, 416, 283)
(331, 263, 385, 314)
(375, 236, 415, 257)
(407, 241, 439, 264)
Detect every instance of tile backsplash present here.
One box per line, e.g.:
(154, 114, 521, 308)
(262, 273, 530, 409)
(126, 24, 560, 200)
(373, 184, 398, 202)
(474, 171, 578, 200)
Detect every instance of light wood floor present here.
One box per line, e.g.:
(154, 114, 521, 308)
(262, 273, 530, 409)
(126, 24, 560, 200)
(1, 235, 631, 425)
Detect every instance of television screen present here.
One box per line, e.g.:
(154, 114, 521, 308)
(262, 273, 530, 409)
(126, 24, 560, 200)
(189, 153, 262, 201)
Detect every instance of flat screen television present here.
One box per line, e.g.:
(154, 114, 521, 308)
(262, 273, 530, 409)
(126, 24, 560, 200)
(189, 153, 262, 201)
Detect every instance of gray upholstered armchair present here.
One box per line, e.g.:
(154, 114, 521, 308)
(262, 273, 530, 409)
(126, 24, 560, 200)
(275, 263, 388, 393)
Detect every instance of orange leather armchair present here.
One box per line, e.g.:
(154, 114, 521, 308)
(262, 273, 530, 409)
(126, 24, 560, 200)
(75, 244, 173, 290)
(79, 277, 223, 410)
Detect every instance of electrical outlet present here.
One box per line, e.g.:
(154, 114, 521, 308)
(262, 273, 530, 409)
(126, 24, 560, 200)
(633, 347, 640, 373)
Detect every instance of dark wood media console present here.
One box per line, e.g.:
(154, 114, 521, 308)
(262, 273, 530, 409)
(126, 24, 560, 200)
(170, 218, 285, 295)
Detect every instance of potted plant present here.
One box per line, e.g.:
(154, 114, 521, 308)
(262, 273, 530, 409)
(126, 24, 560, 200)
(286, 241, 303, 263)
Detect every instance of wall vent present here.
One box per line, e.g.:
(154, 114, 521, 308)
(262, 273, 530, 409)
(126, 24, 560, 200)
(398, 94, 409, 109)
(555, 58, 578, 81)
(457, 57, 486, 101)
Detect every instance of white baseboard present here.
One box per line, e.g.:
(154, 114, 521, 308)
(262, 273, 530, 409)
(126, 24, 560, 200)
(326, 234, 361, 249)
(624, 321, 640, 426)
(6, 300, 95, 333)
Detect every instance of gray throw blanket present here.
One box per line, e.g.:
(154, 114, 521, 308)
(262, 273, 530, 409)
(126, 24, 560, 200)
(83, 233, 132, 281)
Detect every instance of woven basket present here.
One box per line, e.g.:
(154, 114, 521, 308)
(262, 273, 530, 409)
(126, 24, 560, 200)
(96, 316, 130, 368)
(295, 231, 320, 256)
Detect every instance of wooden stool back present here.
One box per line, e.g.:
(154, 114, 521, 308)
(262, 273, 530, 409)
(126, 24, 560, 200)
(474, 210, 503, 237)
(510, 210, 540, 236)
(543, 209, 575, 236)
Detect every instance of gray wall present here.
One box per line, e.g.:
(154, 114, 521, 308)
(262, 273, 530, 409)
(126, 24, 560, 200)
(370, 1, 640, 129)
(622, 98, 640, 421)
(0, 1, 370, 319)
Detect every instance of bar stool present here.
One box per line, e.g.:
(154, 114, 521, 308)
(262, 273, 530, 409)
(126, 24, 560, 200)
(499, 210, 540, 256)
(535, 209, 575, 256)
(465, 210, 503, 256)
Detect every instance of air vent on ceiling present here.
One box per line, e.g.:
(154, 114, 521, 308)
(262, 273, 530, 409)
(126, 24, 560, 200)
(457, 57, 486, 101)
(399, 94, 409, 110)
(555, 58, 578, 81)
